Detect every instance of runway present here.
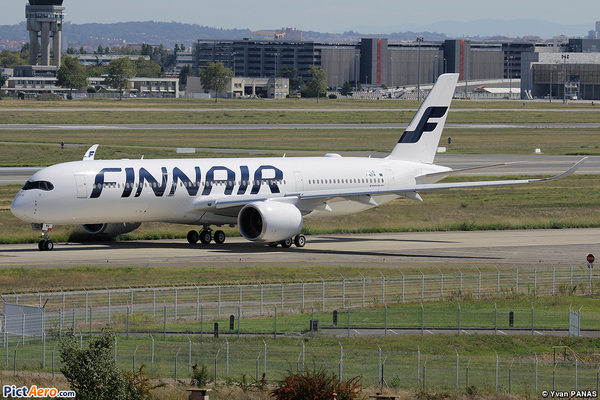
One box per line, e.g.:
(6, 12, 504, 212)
(1, 228, 598, 268)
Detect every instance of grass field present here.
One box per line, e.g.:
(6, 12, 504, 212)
(1, 97, 599, 398)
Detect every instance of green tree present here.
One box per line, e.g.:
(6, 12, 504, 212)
(340, 81, 353, 97)
(301, 65, 327, 101)
(79, 46, 87, 55)
(134, 57, 161, 78)
(178, 64, 192, 87)
(199, 61, 233, 103)
(60, 329, 127, 400)
(96, 45, 104, 55)
(0, 50, 25, 68)
(56, 56, 88, 99)
(277, 65, 303, 92)
(0, 75, 8, 98)
(66, 47, 75, 54)
(106, 57, 134, 99)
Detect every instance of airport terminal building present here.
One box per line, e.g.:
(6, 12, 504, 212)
(192, 37, 600, 100)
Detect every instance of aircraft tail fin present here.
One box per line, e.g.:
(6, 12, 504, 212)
(386, 73, 459, 163)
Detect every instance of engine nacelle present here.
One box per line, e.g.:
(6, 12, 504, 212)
(82, 222, 142, 236)
(238, 201, 303, 243)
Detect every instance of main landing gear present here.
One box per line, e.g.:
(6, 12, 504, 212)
(268, 234, 306, 248)
(187, 227, 226, 245)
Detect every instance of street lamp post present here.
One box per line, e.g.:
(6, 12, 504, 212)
(417, 37, 423, 101)
(354, 53, 359, 91)
(562, 54, 569, 104)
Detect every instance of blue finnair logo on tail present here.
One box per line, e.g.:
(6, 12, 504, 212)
(398, 106, 448, 144)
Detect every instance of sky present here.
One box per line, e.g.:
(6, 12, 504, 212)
(3, 0, 599, 34)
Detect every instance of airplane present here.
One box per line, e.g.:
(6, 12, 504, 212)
(10, 73, 587, 251)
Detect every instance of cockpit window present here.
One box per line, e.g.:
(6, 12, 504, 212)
(22, 180, 54, 191)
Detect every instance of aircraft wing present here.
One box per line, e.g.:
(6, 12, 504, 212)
(194, 158, 587, 211)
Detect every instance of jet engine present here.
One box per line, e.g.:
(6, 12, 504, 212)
(238, 201, 303, 243)
(82, 222, 142, 236)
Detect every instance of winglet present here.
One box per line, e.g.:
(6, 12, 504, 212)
(532, 157, 588, 182)
(83, 144, 99, 161)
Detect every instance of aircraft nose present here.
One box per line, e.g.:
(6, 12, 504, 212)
(10, 192, 32, 222)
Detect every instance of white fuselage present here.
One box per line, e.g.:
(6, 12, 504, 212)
(10, 155, 447, 227)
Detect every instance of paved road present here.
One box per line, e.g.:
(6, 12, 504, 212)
(1, 122, 599, 130)
(1, 229, 598, 268)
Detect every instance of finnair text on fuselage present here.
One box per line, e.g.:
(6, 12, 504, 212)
(91, 163, 285, 199)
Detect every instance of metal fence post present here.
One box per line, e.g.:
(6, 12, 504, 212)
(129, 286, 134, 312)
(535, 353, 538, 393)
(195, 284, 199, 320)
(458, 268, 463, 295)
(476, 268, 481, 298)
(163, 303, 166, 340)
(279, 280, 283, 309)
(274, 305, 277, 339)
(151, 286, 155, 318)
(417, 346, 420, 387)
(259, 281, 263, 316)
(173, 285, 178, 320)
(216, 284, 221, 319)
(360, 273, 365, 307)
(439, 268, 443, 297)
(384, 304, 387, 336)
(533, 264, 537, 293)
(226, 338, 229, 376)
(339, 342, 343, 381)
(496, 267, 500, 292)
(380, 272, 385, 304)
(126, 306, 130, 339)
(419, 270, 424, 301)
(531, 302, 534, 336)
(320, 277, 325, 311)
(188, 336, 192, 376)
(151, 335, 154, 372)
(400, 271, 405, 303)
(552, 263, 556, 295)
(106, 287, 111, 324)
(514, 264, 519, 293)
(340, 274, 346, 308)
(495, 303, 497, 334)
(495, 351, 498, 391)
(300, 279, 304, 309)
(133, 345, 138, 372)
(263, 339, 267, 376)
(421, 303, 424, 335)
(83, 288, 88, 323)
(237, 302, 241, 339)
(458, 303, 460, 334)
(455, 349, 459, 388)
(200, 303, 204, 340)
(175, 347, 180, 382)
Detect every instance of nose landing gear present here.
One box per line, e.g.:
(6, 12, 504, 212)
(34, 223, 54, 251)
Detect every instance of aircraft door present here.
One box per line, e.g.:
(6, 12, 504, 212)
(293, 171, 304, 192)
(385, 169, 395, 186)
(74, 174, 88, 198)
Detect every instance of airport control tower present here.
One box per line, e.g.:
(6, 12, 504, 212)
(26, 0, 65, 66)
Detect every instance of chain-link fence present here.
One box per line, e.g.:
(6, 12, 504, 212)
(1, 264, 598, 394)
(3, 335, 599, 395)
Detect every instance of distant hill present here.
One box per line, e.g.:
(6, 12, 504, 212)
(0, 19, 593, 52)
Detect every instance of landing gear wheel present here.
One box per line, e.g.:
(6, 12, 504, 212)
(294, 234, 306, 248)
(39, 239, 54, 251)
(199, 230, 212, 244)
(214, 230, 226, 244)
(187, 230, 199, 244)
(281, 237, 293, 248)
(44, 240, 54, 251)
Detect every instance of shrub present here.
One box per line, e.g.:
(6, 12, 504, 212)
(191, 363, 210, 387)
(328, 94, 338, 99)
(271, 369, 361, 400)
